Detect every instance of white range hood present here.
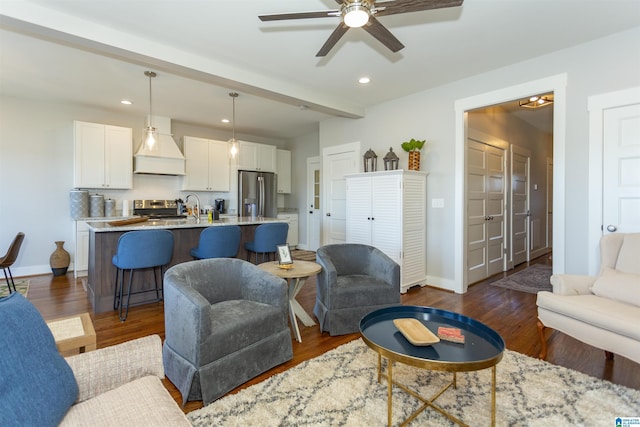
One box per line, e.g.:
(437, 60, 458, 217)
(134, 116, 186, 175)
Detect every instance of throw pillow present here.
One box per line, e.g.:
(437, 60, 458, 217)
(591, 267, 640, 307)
(0, 293, 79, 426)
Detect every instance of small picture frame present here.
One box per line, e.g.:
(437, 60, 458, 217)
(277, 244, 293, 265)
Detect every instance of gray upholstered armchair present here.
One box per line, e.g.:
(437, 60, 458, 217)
(314, 244, 401, 336)
(162, 258, 293, 405)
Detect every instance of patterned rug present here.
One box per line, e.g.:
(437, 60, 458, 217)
(489, 264, 552, 294)
(188, 339, 639, 426)
(0, 279, 29, 298)
(291, 250, 316, 262)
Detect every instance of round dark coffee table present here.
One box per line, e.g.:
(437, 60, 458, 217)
(360, 305, 505, 427)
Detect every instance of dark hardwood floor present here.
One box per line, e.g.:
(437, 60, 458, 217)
(24, 253, 639, 414)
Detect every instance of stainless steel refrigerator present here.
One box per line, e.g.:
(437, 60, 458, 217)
(238, 170, 277, 218)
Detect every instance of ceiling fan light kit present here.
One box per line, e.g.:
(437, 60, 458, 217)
(258, 0, 464, 57)
(519, 94, 554, 109)
(343, 2, 372, 28)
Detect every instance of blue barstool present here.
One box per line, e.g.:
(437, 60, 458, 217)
(244, 222, 289, 264)
(112, 230, 174, 321)
(190, 225, 241, 259)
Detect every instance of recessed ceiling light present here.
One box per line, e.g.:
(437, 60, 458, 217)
(221, 118, 230, 123)
(358, 77, 371, 84)
(120, 100, 133, 105)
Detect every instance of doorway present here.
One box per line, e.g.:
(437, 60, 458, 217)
(587, 87, 640, 274)
(306, 156, 321, 251)
(322, 142, 360, 245)
(454, 74, 567, 293)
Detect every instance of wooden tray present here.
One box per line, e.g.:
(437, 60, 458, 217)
(393, 318, 440, 346)
(107, 216, 149, 226)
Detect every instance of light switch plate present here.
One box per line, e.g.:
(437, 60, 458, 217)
(432, 198, 445, 208)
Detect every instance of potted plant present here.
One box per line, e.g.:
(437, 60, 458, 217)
(401, 138, 426, 171)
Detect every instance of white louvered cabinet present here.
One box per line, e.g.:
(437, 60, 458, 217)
(346, 170, 427, 293)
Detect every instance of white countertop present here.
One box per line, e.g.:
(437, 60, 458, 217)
(86, 216, 286, 232)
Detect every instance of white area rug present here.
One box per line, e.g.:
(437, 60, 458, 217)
(188, 339, 640, 426)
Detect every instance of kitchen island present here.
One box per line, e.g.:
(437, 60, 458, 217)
(86, 216, 286, 313)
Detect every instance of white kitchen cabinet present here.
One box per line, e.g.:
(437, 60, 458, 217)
(237, 141, 276, 172)
(74, 221, 90, 277)
(277, 213, 299, 248)
(74, 218, 112, 277)
(346, 170, 427, 293)
(181, 136, 230, 191)
(74, 120, 133, 189)
(276, 149, 291, 193)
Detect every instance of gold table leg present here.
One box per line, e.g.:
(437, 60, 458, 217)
(491, 365, 496, 427)
(380, 358, 496, 427)
(387, 359, 393, 427)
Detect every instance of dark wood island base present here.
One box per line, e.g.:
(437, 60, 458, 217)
(87, 219, 281, 313)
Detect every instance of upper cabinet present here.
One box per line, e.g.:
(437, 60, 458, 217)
(74, 121, 132, 189)
(276, 149, 291, 194)
(237, 141, 276, 172)
(181, 136, 230, 192)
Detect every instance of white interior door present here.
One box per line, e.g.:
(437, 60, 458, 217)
(466, 138, 506, 284)
(322, 142, 360, 245)
(547, 157, 553, 249)
(603, 103, 640, 234)
(306, 156, 321, 251)
(511, 145, 531, 266)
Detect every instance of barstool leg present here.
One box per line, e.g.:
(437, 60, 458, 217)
(120, 269, 134, 322)
(153, 266, 160, 301)
(113, 268, 121, 310)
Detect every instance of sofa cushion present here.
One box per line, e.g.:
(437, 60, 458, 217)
(615, 234, 640, 275)
(60, 375, 190, 426)
(591, 267, 640, 307)
(0, 293, 79, 426)
(537, 292, 640, 341)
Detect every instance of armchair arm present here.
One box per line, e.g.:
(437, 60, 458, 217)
(64, 335, 164, 403)
(315, 251, 337, 307)
(550, 274, 596, 295)
(163, 277, 212, 363)
(365, 248, 401, 292)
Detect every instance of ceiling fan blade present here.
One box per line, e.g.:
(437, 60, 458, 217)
(316, 24, 350, 57)
(363, 17, 404, 53)
(374, 0, 464, 17)
(259, 10, 340, 21)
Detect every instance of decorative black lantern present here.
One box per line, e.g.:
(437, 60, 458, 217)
(383, 147, 399, 170)
(363, 148, 377, 172)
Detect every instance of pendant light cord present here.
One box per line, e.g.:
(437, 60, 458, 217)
(145, 71, 157, 128)
(230, 92, 238, 141)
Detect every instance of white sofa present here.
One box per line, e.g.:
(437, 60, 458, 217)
(536, 233, 640, 364)
(61, 335, 191, 426)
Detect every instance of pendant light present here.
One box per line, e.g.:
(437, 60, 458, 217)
(142, 71, 159, 151)
(228, 92, 239, 158)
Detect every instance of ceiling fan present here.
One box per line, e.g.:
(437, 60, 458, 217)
(259, 0, 464, 57)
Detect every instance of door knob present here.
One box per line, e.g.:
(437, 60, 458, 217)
(309, 211, 313, 214)
(326, 213, 331, 216)
(607, 225, 617, 232)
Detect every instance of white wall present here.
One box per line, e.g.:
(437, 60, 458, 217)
(289, 131, 320, 248)
(318, 27, 640, 288)
(0, 97, 286, 275)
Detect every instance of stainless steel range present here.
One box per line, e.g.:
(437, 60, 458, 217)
(133, 199, 186, 219)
